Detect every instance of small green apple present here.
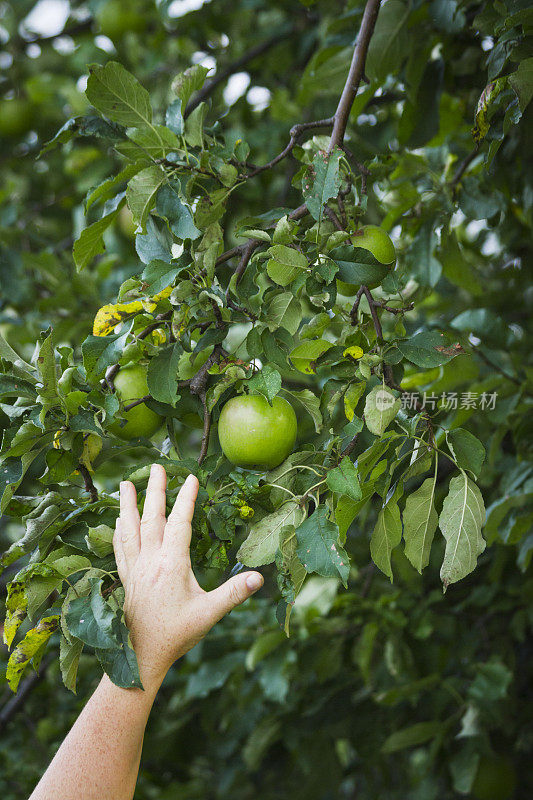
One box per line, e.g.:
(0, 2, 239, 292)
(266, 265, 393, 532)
(218, 395, 297, 470)
(472, 755, 516, 800)
(109, 363, 163, 440)
(0, 98, 34, 138)
(96, 0, 145, 39)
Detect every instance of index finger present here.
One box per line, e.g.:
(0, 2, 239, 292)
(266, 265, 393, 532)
(162, 474, 199, 559)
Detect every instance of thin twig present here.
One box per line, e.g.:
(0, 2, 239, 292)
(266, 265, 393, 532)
(0, 654, 55, 733)
(449, 145, 480, 191)
(328, 0, 382, 151)
(225, 238, 261, 299)
(78, 464, 98, 503)
(474, 345, 520, 386)
(185, 29, 295, 118)
(244, 118, 335, 179)
(198, 399, 212, 466)
(373, 300, 414, 314)
(10, 19, 92, 48)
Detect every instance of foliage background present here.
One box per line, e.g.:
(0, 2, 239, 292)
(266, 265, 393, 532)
(0, 0, 532, 798)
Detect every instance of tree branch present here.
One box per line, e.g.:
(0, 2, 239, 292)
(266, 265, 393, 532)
(328, 0, 382, 151)
(185, 29, 295, 118)
(78, 464, 98, 503)
(197, 399, 212, 466)
(449, 145, 480, 192)
(0, 654, 55, 734)
(244, 118, 334, 179)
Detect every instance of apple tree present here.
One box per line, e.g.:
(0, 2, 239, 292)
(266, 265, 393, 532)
(0, 0, 532, 797)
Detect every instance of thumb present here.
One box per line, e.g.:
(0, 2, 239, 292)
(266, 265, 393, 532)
(205, 571, 264, 624)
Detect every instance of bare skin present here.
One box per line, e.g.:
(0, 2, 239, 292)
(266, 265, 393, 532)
(29, 464, 263, 800)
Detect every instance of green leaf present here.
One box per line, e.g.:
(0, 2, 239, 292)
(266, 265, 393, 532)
(171, 64, 210, 109)
(247, 365, 282, 404)
(86, 61, 153, 127)
(206, 365, 247, 412)
(364, 386, 401, 436)
(135, 216, 173, 264)
(85, 524, 115, 557)
(86, 163, 141, 212)
(370, 500, 402, 581)
(36, 329, 60, 410)
(6, 615, 59, 692)
(59, 634, 84, 693)
(156, 181, 201, 240)
(146, 344, 182, 406)
(330, 244, 392, 286)
(165, 98, 184, 134)
(73, 207, 120, 271)
(96, 621, 142, 689)
(326, 457, 362, 502)
(439, 473, 486, 588)
(289, 339, 334, 374)
(126, 166, 166, 228)
(284, 388, 322, 433)
(303, 147, 342, 221)
(266, 244, 308, 286)
(447, 429, 485, 478)
(65, 577, 118, 649)
(141, 256, 188, 295)
(265, 292, 302, 335)
(382, 721, 444, 754)
(81, 321, 132, 379)
(366, 0, 410, 83)
(397, 331, 460, 368)
(403, 474, 438, 572)
(295, 506, 350, 586)
(238, 502, 306, 567)
(0, 333, 35, 376)
(509, 57, 533, 113)
(125, 125, 180, 159)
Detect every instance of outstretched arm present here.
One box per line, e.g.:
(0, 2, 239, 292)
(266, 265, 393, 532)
(30, 464, 263, 800)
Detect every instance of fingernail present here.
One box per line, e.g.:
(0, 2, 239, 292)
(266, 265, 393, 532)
(120, 481, 127, 491)
(150, 463, 158, 476)
(246, 573, 263, 592)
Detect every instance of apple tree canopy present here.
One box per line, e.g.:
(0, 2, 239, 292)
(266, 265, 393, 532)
(0, 0, 532, 796)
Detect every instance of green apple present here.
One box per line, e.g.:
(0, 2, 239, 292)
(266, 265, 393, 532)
(96, 0, 145, 39)
(117, 206, 137, 238)
(0, 98, 34, 138)
(109, 363, 163, 440)
(218, 395, 297, 470)
(337, 224, 396, 296)
(472, 755, 516, 800)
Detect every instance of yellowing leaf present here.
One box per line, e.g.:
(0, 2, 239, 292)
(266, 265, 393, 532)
(92, 301, 143, 336)
(343, 345, 364, 360)
(3, 581, 27, 649)
(7, 615, 59, 692)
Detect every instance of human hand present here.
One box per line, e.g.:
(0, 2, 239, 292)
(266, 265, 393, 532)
(113, 464, 264, 691)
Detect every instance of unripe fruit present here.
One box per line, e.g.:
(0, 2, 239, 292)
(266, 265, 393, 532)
(472, 755, 516, 800)
(218, 395, 297, 470)
(96, 1, 145, 39)
(109, 363, 163, 440)
(0, 98, 34, 138)
(117, 206, 137, 238)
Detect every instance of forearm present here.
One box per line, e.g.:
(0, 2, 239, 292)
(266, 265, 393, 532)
(29, 673, 162, 800)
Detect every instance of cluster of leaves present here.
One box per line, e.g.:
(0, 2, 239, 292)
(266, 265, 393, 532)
(0, 0, 532, 797)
